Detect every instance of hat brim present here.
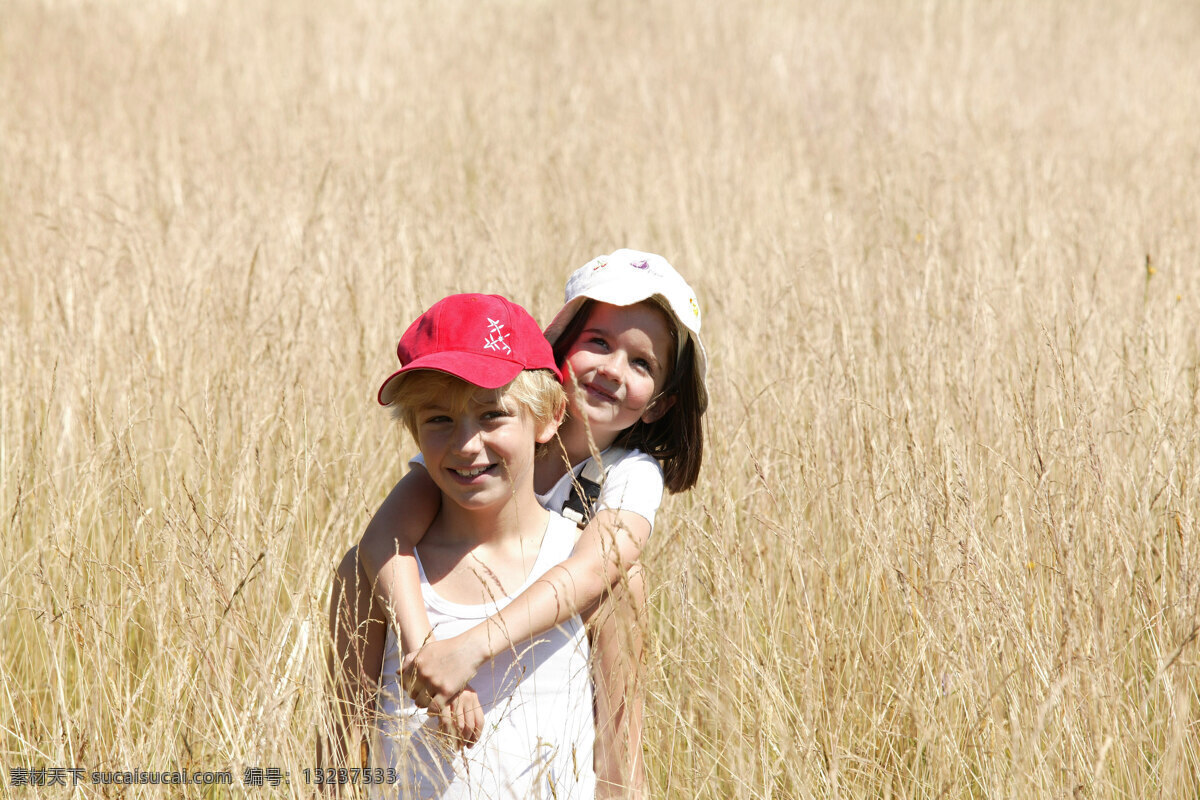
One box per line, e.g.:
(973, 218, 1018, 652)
(542, 296, 590, 347)
(377, 351, 527, 406)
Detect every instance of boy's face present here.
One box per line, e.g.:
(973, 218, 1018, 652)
(411, 382, 556, 512)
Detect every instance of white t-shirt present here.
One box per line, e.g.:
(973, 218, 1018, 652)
(535, 448, 664, 528)
(371, 513, 596, 799)
(409, 448, 665, 528)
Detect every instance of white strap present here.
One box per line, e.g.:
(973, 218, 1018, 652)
(579, 446, 629, 483)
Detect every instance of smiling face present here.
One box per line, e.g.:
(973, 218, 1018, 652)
(561, 301, 677, 444)
(404, 373, 560, 512)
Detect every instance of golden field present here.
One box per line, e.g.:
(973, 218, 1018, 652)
(2, 0, 1199, 797)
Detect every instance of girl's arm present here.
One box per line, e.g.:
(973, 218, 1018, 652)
(358, 465, 441, 655)
(357, 466, 485, 746)
(405, 507, 651, 711)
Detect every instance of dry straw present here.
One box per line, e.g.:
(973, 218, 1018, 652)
(2, 0, 1198, 797)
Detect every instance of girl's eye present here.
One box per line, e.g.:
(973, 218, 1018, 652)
(632, 358, 653, 373)
(423, 414, 451, 425)
(481, 409, 510, 422)
(587, 336, 609, 350)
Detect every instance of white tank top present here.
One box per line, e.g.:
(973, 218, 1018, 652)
(371, 512, 596, 799)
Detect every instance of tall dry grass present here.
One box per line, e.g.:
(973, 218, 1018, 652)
(3, 0, 1199, 797)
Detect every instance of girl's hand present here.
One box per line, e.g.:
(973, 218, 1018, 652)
(401, 632, 487, 715)
(433, 686, 484, 748)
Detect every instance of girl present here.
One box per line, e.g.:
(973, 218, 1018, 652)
(329, 250, 708, 798)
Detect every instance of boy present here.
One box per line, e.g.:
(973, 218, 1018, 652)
(358, 293, 595, 799)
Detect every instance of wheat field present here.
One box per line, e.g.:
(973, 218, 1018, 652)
(3, 0, 1199, 797)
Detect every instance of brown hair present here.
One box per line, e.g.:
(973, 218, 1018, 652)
(550, 298, 705, 493)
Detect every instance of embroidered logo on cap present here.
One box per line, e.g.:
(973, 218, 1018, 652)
(483, 318, 512, 354)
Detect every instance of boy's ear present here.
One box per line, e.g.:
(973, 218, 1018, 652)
(640, 394, 676, 425)
(536, 397, 568, 444)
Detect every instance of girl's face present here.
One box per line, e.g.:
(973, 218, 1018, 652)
(561, 301, 676, 440)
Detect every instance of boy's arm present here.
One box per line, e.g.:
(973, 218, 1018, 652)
(358, 465, 441, 655)
(405, 508, 651, 711)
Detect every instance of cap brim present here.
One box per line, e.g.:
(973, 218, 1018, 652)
(377, 351, 526, 405)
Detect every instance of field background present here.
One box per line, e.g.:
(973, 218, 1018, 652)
(3, 0, 1199, 797)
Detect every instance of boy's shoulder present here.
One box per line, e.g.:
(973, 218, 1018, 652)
(540, 510, 583, 558)
(544, 509, 580, 538)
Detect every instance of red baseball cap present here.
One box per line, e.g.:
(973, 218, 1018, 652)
(377, 293, 562, 405)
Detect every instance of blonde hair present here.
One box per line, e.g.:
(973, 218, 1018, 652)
(386, 369, 565, 445)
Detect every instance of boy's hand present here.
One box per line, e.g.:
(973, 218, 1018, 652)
(431, 686, 484, 748)
(401, 632, 486, 713)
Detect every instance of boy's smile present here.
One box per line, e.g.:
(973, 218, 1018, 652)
(415, 389, 554, 512)
(448, 464, 495, 480)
